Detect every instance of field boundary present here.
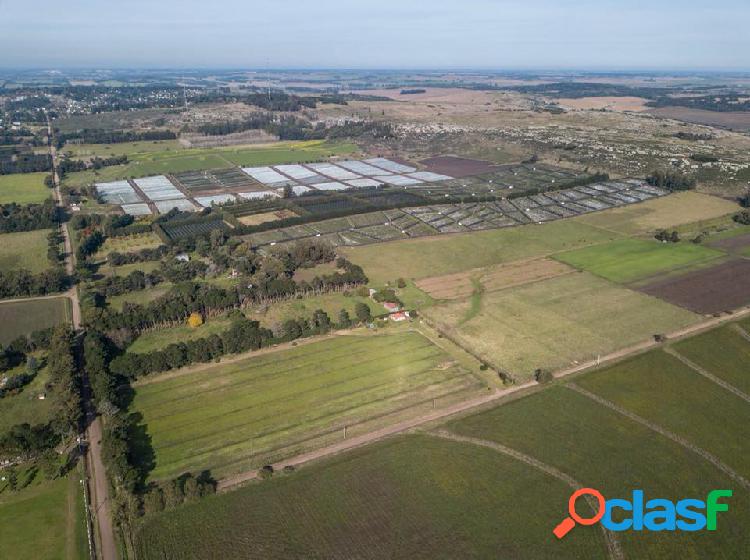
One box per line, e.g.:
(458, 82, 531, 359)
(567, 383, 750, 490)
(664, 347, 750, 404)
(427, 430, 623, 560)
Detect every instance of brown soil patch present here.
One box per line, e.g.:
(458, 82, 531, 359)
(557, 97, 649, 112)
(639, 259, 750, 314)
(417, 258, 573, 300)
(419, 155, 500, 177)
(647, 107, 750, 132)
(237, 209, 298, 226)
(354, 87, 496, 104)
(709, 232, 750, 252)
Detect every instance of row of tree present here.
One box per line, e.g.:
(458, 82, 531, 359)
(0, 199, 60, 233)
(646, 170, 696, 191)
(55, 129, 177, 147)
(0, 268, 69, 298)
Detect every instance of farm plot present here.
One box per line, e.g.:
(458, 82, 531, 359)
(341, 220, 621, 284)
(134, 175, 185, 201)
(424, 272, 699, 378)
(419, 155, 500, 177)
(554, 238, 725, 284)
(194, 194, 237, 208)
(448, 386, 750, 560)
(94, 232, 162, 260)
(364, 157, 417, 174)
(131, 331, 484, 480)
(121, 203, 152, 216)
(639, 258, 750, 314)
(671, 324, 750, 395)
(0, 229, 54, 273)
(154, 198, 196, 213)
(416, 258, 573, 300)
(128, 318, 232, 354)
(95, 180, 142, 204)
(0, 172, 51, 204)
(306, 162, 361, 181)
(135, 435, 606, 560)
(160, 219, 226, 241)
(575, 349, 750, 479)
(248, 291, 381, 328)
(0, 298, 70, 345)
(236, 209, 298, 226)
(574, 191, 739, 235)
(240, 166, 295, 187)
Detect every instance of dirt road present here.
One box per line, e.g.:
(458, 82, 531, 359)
(218, 305, 750, 492)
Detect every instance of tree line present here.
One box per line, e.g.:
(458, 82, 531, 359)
(0, 199, 60, 233)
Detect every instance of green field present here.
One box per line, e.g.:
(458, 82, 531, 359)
(128, 317, 232, 354)
(135, 435, 607, 560)
(93, 232, 162, 262)
(0, 298, 70, 345)
(62, 140, 357, 189)
(576, 349, 750, 479)
(0, 173, 51, 204)
(448, 386, 750, 559)
(247, 291, 383, 328)
(0, 472, 88, 560)
(555, 238, 725, 284)
(425, 272, 699, 378)
(0, 229, 54, 273)
(0, 356, 53, 432)
(106, 283, 172, 311)
(341, 220, 622, 284)
(671, 325, 750, 395)
(132, 331, 484, 480)
(573, 192, 740, 235)
(62, 139, 182, 158)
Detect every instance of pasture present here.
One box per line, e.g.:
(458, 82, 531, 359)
(424, 272, 699, 378)
(0, 472, 88, 560)
(0, 173, 51, 204)
(131, 331, 484, 481)
(554, 238, 724, 284)
(247, 292, 382, 328)
(573, 191, 738, 235)
(0, 356, 53, 432)
(107, 284, 172, 311)
(448, 385, 750, 559)
(576, 349, 750, 479)
(341, 220, 621, 284)
(0, 298, 70, 346)
(128, 317, 232, 354)
(0, 229, 54, 273)
(135, 435, 607, 560)
(62, 139, 181, 158)
(671, 325, 750, 395)
(94, 232, 162, 261)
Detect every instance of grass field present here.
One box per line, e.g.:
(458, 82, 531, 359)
(131, 331, 484, 480)
(425, 272, 699, 378)
(341, 220, 622, 284)
(61, 140, 357, 189)
(554, 238, 725, 284)
(0, 356, 53, 433)
(0, 472, 88, 560)
(246, 292, 383, 328)
(573, 192, 739, 235)
(128, 317, 232, 354)
(134, 435, 607, 560)
(576, 349, 750, 479)
(671, 325, 750, 395)
(0, 229, 53, 273)
(62, 139, 182, 158)
(0, 173, 51, 204)
(448, 386, 750, 559)
(0, 298, 70, 345)
(93, 232, 162, 261)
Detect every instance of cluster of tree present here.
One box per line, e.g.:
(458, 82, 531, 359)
(109, 314, 272, 378)
(646, 170, 696, 192)
(0, 268, 69, 298)
(655, 229, 680, 243)
(738, 194, 750, 209)
(76, 229, 105, 261)
(0, 152, 52, 175)
(244, 92, 316, 112)
(142, 472, 216, 515)
(0, 199, 59, 233)
(0, 327, 54, 373)
(733, 211, 750, 225)
(187, 114, 273, 136)
(96, 270, 163, 297)
(58, 154, 128, 175)
(674, 132, 714, 141)
(108, 245, 169, 266)
(689, 154, 719, 163)
(56, 129, 177, 147)
(400, 89, 427, 95)
(327, 120, 395, 140)
(47, 229, 64, 265)
(648, 94, 750, 113)
(508, 82, 668, 99)
(266, 117, 326, 141)
(556, 172, 610, 189)
(0, 423, 59, 462)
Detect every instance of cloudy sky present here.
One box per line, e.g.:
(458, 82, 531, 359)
(0, 0, 747, 70)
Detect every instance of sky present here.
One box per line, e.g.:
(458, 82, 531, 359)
(0, 0, 748, 70)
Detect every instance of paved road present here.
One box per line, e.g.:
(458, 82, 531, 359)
(46, 116, 117, 560)
(218, 304, 750, 492)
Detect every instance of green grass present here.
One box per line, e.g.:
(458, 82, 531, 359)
(0, 298, 70, 345)
(247, 292, 382, 328)
(134, 435, 607, 560)
(426, 272, 699, 378)
(671, 325, 750, 395)
(128, 318, 233, 354)
(0, 173, 51, 204)
(575, 349, 750, 479)
(62, 139, 182, 158)
(93, 232, 162, 262)
(61, 140, 357, 189)
(554, 238, 725, 284)
(0, 356, 54, 432)
(107, 284, 172, 311)
(449, 386, 750, 559)
(0, 229, 54, 273)
(0, 473, 87, 560)
(132, 331, 483, 480)
(341, 220, 622, 284)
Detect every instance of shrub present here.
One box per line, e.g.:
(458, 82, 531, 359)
(534, 369, 553, 384)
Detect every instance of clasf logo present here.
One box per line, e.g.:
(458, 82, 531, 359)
(553, 488, 732, 538)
